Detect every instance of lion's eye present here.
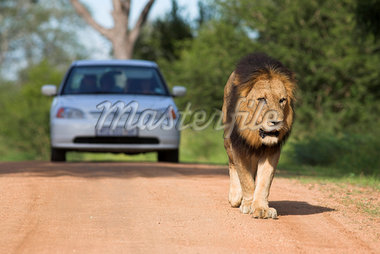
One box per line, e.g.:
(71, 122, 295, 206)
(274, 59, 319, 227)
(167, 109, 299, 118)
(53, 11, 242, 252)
(257, 97, 266, 104)
(279, 98, 287, 103)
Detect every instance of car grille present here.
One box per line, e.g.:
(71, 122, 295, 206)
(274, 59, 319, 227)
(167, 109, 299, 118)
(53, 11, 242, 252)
(73, 136, 159, 144)
(90, 111, 142, 121)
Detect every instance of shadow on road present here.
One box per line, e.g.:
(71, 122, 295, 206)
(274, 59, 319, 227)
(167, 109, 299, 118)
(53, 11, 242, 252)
(0, 161, 228, 179)
(270, 200, 335, 216)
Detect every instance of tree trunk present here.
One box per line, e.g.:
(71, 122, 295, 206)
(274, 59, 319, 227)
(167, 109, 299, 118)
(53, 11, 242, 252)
(125, 40, 135, 59)
(112, 36, 130, 59)
(70, 0, 155, 59)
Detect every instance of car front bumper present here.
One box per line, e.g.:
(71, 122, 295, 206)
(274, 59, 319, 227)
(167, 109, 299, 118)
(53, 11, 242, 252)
(50, 118, 180, 153)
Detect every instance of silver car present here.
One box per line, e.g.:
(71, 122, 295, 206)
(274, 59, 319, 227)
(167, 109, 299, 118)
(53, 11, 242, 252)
(42, 60, 186, 162)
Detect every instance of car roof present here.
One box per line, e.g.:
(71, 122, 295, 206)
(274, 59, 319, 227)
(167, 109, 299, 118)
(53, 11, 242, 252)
(71, 59, 158, 68)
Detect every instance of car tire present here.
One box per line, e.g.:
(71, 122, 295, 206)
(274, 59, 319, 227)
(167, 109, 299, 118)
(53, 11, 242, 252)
(51, 148, 66, 162)
(158, 149, 179, 163)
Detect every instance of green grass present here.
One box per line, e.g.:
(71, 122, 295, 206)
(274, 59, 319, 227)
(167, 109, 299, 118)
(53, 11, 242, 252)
(179, 127, 227, 164)
(67, 151, 157, 162)
(347, 197, 380, 217)
(0, 136, 34, 161)
(277, 163, 380, 190)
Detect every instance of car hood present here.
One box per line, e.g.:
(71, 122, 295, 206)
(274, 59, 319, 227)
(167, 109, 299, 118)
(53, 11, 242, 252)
(54, 94, 176, 113)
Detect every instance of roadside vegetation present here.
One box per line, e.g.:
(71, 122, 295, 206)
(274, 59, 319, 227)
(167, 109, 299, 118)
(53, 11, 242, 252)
(0, 0, 379, 188)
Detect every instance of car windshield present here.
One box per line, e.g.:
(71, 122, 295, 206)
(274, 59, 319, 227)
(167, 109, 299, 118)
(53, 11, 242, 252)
(62, 66, 169, 96)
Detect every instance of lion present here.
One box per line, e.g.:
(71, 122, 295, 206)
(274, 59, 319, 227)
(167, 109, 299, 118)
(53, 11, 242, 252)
(222, 52, 296, 219)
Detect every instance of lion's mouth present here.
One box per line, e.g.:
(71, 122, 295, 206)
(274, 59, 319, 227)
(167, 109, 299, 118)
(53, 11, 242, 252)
(259, 129, 280, 138)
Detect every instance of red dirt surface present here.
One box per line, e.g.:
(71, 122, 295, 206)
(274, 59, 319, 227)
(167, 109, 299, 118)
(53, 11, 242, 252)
(0, 161, 378, 253)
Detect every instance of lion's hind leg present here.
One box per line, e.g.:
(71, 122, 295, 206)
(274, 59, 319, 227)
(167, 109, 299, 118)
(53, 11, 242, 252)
(228, 163, 243, 207)
(225, 139, 243, 207)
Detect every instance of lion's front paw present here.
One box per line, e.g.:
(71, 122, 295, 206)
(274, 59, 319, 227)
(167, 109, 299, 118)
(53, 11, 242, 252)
(251, 206, 277, 219)
(239, 199, 253, 214)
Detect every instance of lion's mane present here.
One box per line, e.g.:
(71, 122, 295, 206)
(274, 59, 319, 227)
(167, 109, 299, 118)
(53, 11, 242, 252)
(224, 52, 296, 155)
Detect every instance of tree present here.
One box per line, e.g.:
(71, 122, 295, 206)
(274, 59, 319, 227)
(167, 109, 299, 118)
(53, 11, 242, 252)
(134, 0, 193, 61)
(166, 20, 254, 110)
(202, 0, 380, 133)
(0, 0, 87, 75)
(70, 0, 156, 59)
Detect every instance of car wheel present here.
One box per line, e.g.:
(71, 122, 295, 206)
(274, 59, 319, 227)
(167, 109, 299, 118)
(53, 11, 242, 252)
(51, 148, 66, 162)
(158, 149, 179, 163)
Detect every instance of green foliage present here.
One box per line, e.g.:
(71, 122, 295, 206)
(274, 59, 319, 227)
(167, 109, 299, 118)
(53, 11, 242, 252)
(162, 0, 380, 176)
(134, 0, 193, 62)
(0, 60, 63, 160)
(162, 20, 255, 110)
(0, 0, 86, 159)
(217, 0, 380, 133)
(355, 0, 380, 39)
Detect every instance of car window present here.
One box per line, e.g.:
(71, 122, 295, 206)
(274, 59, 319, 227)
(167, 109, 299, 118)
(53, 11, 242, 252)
(62, 66, 169, 96)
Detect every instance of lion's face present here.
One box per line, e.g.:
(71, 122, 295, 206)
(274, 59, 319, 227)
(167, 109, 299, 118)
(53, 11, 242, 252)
(234, 75, 294, 148)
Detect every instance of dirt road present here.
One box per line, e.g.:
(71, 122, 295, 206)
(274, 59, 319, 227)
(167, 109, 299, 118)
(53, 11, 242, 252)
(0, 162, 378, 253)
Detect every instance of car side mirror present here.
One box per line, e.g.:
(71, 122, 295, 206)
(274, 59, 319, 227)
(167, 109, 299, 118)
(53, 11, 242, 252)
(41, 84, 57, 96)
(172, 86, 186, 97)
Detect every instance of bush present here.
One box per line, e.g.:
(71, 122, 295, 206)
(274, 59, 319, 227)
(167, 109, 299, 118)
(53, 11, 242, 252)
(0, 60, 63, 160)
(290, 132, 380, 176)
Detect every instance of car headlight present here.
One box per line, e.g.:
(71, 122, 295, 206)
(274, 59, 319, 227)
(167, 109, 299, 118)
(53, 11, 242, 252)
(155, 107, 177, 120)
(56, 107, 85, 119)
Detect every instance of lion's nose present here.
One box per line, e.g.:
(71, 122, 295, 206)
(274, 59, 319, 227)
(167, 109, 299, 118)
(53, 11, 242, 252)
(269, 120, 282, 126)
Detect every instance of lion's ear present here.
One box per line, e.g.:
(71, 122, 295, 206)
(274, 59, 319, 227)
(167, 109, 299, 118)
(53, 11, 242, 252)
(284, 79, 296, 103)
(231, 72, 240, 86)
